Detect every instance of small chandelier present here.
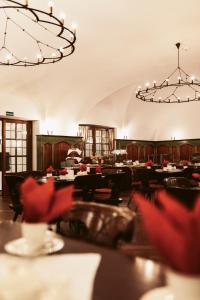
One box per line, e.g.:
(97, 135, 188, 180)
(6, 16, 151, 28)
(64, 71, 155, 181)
(136, 43, 200, 103)
(0, 0, 76, 66)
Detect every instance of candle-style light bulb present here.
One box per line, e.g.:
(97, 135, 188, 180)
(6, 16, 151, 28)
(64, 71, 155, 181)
(191, 76, 195, 84)
(6, 53, 12, 64)
(153, 80, 156, 87)
(178, 76, 181, 84)
(71, 22, 77, 33)
(25, 0, 28, 6)
(36, 53, 42, 63)
(48, 1, 54, 14)
(166, 78, 169, 85)
(59, 12, 66, 25)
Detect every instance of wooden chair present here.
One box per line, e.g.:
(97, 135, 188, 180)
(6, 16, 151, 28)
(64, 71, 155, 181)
(74, 174, 102, 201)
(4, 174, 25, 221)
(163, 177, 199, 209)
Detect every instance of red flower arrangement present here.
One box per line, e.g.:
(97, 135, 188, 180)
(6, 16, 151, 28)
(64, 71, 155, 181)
(95, 165, 102, 173)
(162, 160, 169, 167)
(59, 169, 68, 175)
(145, 160, 154, 167)
(20, 177, 73, 223)
(80, 164, 87, 172)
(182, 160, 189, 166)
(46, 165, 54, 174)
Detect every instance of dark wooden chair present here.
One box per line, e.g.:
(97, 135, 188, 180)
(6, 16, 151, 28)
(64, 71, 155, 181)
(74, 174, 102, 201)
(93, 171, 132, 206)
(59, 201, 136, 248)
(163, 177, 199, 209)
(4, 174, 25, 221)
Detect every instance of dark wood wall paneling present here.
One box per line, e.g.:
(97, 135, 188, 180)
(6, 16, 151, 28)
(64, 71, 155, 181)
(116, 139, 200, 163)
(37, 135, 83, 170)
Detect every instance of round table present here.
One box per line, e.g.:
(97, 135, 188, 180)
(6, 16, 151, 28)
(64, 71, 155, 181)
(0, 221, 165, 300)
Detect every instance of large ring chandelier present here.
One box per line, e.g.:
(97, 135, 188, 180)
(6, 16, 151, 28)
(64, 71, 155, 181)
(0, 0, 76, 66)
(136, 43, 200, 103)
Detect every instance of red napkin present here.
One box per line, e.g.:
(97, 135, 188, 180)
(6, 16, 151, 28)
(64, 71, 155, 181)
(20, 177, 73, 223)
(46, 165, 54, 174)
(59, 169, 68, 175)
(145, 160, 153, 167)
(162, 160, 169, 167)
(80, 164, 87, 172)
(133, 190, 200, 274)
(192, 173, 200, 180)
(95, 165, 102, 173)
(182, 160, 189, 166)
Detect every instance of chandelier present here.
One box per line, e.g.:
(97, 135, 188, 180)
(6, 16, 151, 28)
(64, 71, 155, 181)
(0, 0, 76, 66)
(136, 43, 200, 103)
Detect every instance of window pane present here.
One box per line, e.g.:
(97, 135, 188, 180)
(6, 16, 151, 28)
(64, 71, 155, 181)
(11, 157, 15, 164)
(17, 132, 23, 139)
(10, 123, 15, 130)
(10, 130, 15, 139)
(6, 123, 10, 130)
(11, 140, 16, 147)
(16, 140, 22, 147)
(17, 157, 23, 164)
(22, 148, 27, 155)
(17, 148, 22, 155)
(23, 157, 27, 165)
(22, 131, 27, 139)
(6, 140, 10, 147)
(22, 165, 27, 171)
(6, 147, 10, 154)
(17, 165, 23, 172)
(17, 124, 23, 131)
(10, 148, 15, 155)
(6, 131, 10, 139)
(11, 165, 15, 172)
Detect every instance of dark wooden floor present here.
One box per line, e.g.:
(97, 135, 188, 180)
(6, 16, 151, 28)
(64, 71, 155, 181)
(0, 192, 160, 261)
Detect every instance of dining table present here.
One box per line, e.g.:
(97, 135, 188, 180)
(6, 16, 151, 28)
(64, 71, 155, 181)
(0, 221, 165, 300)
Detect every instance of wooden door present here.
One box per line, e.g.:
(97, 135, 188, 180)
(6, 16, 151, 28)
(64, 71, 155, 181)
(0, 118, 32, 195)
(127, 144, 139, 161)
(53, 142, 70, 169)
(179, 144, 194, 161)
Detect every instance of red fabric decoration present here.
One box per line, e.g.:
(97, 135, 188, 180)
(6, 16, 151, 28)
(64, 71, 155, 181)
(133, 190, 200, 275)
(20, 177, 73, 223)
(182, 160, 189, 166)
(59, 169, 68, 175)
(95, 165, 102, 173)
(192, 173, 200, 180)
(46, 165, 54, 173)
(80, 164, 87, 172)
(162, 160, 169, 167)
(145, 160, 154, 167)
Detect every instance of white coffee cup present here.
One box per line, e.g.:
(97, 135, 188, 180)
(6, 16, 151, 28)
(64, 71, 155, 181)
(21, 223, 48, 253)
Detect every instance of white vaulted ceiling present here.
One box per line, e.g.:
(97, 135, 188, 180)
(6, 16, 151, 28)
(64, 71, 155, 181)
(0, 0, 200, 139)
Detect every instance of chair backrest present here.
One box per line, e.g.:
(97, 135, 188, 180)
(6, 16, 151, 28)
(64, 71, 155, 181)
(4, 174, 25, 207)
(59, 201, 136, 247)
(164, 177, 199, 209)
(74, 174, 102, 190)
(164, 176, 197, 188)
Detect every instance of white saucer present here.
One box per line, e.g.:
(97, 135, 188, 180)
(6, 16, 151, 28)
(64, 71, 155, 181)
(4, 231, 64, 257)
(140, 286, 173, 300)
